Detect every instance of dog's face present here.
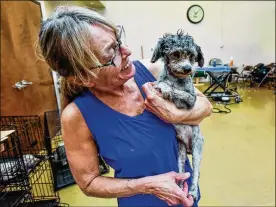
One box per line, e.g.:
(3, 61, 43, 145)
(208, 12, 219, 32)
(151, 30, 204, 78)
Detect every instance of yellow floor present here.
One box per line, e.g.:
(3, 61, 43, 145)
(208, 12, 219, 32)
(58, 87, 275, 206)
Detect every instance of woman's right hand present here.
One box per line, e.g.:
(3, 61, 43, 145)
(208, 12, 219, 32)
(142, 82, 212, 126)
(140, 171, 194, 206)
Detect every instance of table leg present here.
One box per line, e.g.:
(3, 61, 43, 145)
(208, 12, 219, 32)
(203, 72, 232, 96)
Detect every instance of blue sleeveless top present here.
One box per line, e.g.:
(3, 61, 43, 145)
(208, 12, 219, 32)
(73, 61, 200, 207)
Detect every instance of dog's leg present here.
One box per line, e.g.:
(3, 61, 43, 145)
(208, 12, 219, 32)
(171, 89, 196, 109)
(154, 81, 173, 101)
(189, 125, 204, 201)
(174, 124, 191, 189)
(177, 141, 187, 188)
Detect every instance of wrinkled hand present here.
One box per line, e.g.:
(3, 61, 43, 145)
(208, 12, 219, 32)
(142, 82, 212, 125)
(142, 82, 188, 124)
(143, 171, 194, 206)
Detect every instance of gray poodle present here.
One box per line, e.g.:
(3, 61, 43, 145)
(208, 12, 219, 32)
(150, 30, 205, 200)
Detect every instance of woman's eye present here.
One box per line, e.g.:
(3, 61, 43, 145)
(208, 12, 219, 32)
(108, 42, 117, 52)
(107, 47, 116, 57)
(109, 47, 115, 53)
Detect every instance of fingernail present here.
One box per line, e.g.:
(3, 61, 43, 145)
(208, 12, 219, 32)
(186, 172, 190, 177)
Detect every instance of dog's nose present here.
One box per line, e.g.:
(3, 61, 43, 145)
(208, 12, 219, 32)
(182, 65, 192, 73)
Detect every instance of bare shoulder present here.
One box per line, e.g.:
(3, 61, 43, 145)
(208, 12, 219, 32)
(61, 102, 90, 137)
(61, 102, 81, 126)
(138, 58, 164, 80)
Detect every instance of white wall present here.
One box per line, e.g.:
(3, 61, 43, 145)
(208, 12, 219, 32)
(103, 1, 275, 67)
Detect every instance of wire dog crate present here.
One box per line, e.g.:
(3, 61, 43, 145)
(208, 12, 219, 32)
(44, 110, 110, 191)
(0, 116, 46, 155)
(1, 125, 31, 207)
(0, 116, 69, 206)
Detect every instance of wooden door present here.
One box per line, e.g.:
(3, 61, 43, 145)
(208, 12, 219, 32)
(1, 1, 58, 118)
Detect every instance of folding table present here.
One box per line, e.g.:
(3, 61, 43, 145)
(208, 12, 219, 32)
(195, 66, 242, 102)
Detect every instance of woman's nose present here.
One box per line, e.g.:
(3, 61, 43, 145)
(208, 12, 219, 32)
(120, 45, 132, 58)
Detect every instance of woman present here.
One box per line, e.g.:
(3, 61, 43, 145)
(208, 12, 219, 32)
(37, 6, 212, 207)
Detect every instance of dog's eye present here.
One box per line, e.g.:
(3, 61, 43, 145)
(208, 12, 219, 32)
(171, 51, 181, 59)
(190, 55, 195, 62)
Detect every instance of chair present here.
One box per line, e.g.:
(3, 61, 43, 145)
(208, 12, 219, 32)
(233, 65, 254, 87)
(236, 63, 275, 88)
(257, 63, 276, 89)
(250, 63, 271, 87)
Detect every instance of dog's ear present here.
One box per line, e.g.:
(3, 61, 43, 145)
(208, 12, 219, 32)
(196, 45, 204, 67)
(150, 42, 162, 63)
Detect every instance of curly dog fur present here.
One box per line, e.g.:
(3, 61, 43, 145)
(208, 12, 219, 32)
(150, 29, 205, 200)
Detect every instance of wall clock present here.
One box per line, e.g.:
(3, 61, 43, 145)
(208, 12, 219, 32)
(187, 5, 204, 24)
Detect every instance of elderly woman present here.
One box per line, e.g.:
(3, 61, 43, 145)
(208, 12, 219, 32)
(37, 6, 212, 207)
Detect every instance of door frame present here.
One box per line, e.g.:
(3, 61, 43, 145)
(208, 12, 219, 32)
(30, 0, 62, 111)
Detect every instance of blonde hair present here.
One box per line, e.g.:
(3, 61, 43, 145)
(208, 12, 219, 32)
(36, 6, 118, 110)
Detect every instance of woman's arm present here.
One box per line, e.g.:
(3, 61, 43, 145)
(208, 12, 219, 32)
(61, 103, 140, 198)
(61, 103, 194, 206)
(142, 83, 212, 125)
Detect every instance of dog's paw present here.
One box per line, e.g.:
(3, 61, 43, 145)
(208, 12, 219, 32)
(153, 86, 163, 97)
(162, 90, 172, 101)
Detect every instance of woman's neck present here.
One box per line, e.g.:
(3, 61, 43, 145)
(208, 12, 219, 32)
(89, 78, 136, 97)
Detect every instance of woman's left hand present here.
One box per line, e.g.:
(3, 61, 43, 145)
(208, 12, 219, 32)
(142, 82, 212, 125)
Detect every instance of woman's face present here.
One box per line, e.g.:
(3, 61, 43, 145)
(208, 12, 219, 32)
(89, 25, 136, 91)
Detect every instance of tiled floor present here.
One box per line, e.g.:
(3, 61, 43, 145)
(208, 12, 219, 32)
(58, 87, 275, 206)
